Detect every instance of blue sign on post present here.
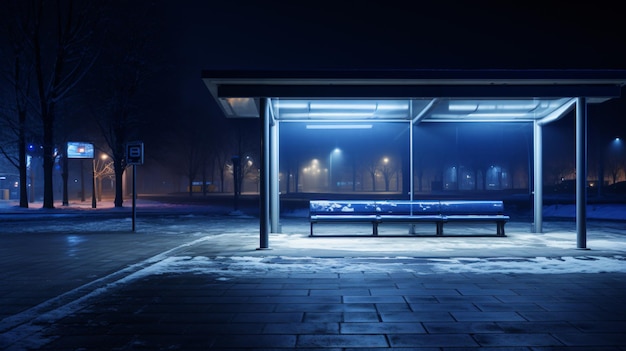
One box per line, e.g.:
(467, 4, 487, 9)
(126, 142, 144, 165)
(67, 142, 94, 159)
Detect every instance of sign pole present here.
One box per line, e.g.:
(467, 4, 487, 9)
(91, 158, 97, 208)
(126, 141, 143, 233)
(132, 164, 136, 232)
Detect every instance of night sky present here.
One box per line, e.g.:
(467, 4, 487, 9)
(168, 1, 626, 70)
(158, 1, 626, 123)
(1, 0, 625, 198)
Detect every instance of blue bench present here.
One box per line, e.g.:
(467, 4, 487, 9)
(309, 200, 380, 236)
(309, 200, 509, 236)
(439, 200, 509, 236)
(376, 200, 444, 235)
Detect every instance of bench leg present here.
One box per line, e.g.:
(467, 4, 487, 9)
(436, 222, 443, 236)
(373, 222, 378, 236)
(497, 222, 506, 236)
(310, 222, 314, 237)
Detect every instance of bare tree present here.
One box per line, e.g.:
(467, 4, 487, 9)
(173, 123, 204, 197)
(359, 155, 379, 192)
(91, 1, 161, 207)
(606, 149, 624, 185)
(94, 154, 114, 201)
(207, 119, 259, 194)
(378, 156, 397, 192)
(4, 0, 100, 208)
(0, 2, 40, 207)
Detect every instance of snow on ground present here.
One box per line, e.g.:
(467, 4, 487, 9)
(2, 198, 626, 277)
(131, 254, 626, 278)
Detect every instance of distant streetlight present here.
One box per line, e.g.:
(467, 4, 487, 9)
(96, 154, 110, 202)
(329, 148, 341, 191)
(609, 137, 624, 184)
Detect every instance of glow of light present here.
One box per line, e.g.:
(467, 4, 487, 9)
(309, 102, 377, 110)
(611, 137, 623, 149)
(468, 113, 528, 118)
(306, 124, 372, 129)
(274, 101, 309, 109)
(223, 97, 258, 117)
(449, 101, 542, 112)
(448, 103, 477, 112)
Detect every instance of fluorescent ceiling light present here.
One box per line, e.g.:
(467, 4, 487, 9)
(310, 103, 377, 110)
(448, 103, 478, 112)
(273, 101, 309, 109)
(468, 113, 529, 118)
(449, 100, 542, 112)
(308, 112, 375, 117)
(306, 124, 373, 130)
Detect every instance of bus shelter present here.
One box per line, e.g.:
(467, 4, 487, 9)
(202, 69, 626, 250)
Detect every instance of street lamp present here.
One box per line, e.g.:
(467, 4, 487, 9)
(329, 148, 341, 191)
(98, 154, 108, 201)
(610, 137, 624, 184)
(92, 156, 97, 209)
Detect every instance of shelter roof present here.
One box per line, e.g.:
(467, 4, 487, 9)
(202, 69, 626, 124)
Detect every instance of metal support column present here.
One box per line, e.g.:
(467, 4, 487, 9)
(270, 107, 280, 233)
(532, 120, 543, 233)
(576, 97, 588, 249)
(408, 120, 415, 234)
(258, 98, 270, 249)
(409, 120, 414, 202)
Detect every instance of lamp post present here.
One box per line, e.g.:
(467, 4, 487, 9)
(91, 156, 96, 209)
(329, 148, 341, 191)
(98, 154, 108, 201)
(231, 155, 240, 211)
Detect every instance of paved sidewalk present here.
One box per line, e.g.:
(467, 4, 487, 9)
(1, 210, 626, 350)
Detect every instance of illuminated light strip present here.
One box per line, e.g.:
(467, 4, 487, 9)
(468, 112, 529, 118)
(306, 124, 373, 130)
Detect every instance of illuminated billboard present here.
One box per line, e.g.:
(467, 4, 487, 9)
(67, 142, 94, 159)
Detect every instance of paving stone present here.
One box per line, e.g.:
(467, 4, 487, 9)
(380, 311, 455, 322)
(388, 333, 479, 347)
(451, 311, 526, 322)
(472, 333, 563, 347)
(2, 217, 626, 350)
(212, 334, 297, 348)
(341, 321, 426, 334)
(423, 321, 505, 334)
(297, 334, 389, 348)
(263, 322, 339, 334)
(552, 332, 626, 346)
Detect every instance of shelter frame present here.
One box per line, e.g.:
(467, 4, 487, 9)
(203, 69, 626, 250)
